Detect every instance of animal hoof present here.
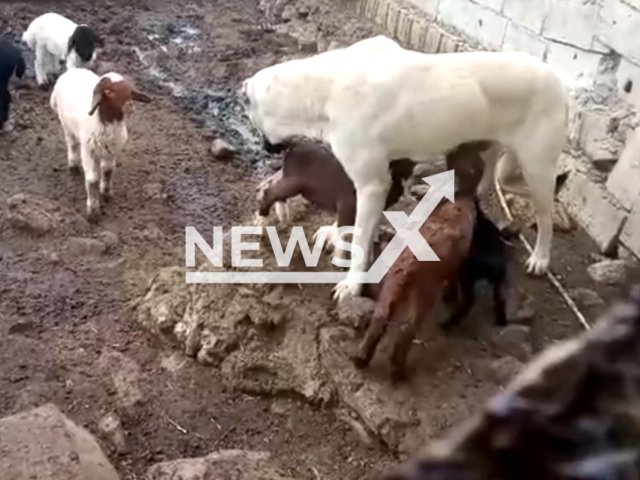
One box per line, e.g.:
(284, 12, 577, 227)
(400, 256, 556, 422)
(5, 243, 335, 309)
(253, 212, 269, 228)
(390, 368, 408, 384)
(86, 209, 100, 224)
(525, 254, 548, 277)
(332, 280, 360, 302)
(101, 192, 111, 203)
(68, 165, 82, 176)
(352, 354, 369, 370)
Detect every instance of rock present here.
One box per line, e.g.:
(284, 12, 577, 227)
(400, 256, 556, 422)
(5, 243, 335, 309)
(67, 237, 107, 257)
(98, 350, 144, 409)
(5, 193, 60, 235)
(336, 296, 375, 330)
(144, 183, 164, 200)
(146, 450, 298, 480)
(100, 231, 119, 250)
(487, 356, 524, 386)
(0, 403, 119, 480)
(49, 252, 61, 264)
(568, 287, 606, 308)
(506, 294, 536, 323)
(587, 259, 628, 285)
(491, 325, 532, 362)
(210, 138, 236, 160)
(336, 409, 373, 446)
(98, 412, 128, 454)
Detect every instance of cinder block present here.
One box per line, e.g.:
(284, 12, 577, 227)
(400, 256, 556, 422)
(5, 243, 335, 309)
(545, 40, 603, 89)
(471, 0, 505, 13)
(424, 24, 444, 52)
(502, 21, 547, 59)
(437, 0, 508, 50)
(615, 57, 640, 111)
(598, 0, 640, 65)
(374, 0, 392, 27)
(439, 32, 460, 52)
(579, 109, 619, 163)
(386, 1, 402, 36)
(395, 9, 414, 45)
(502, 0, 547, 35)
(543, 0, 601, 51)
(409, 18, 430, 51)
(558, 167, 628, 255)
(607, 127, 640, 210)
(621, 196, 640, 259)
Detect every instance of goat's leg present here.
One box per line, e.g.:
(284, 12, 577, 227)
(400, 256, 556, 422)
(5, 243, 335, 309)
(353, 303, 393, 369)
(81, 145, 100, 222)
(390, 288, 435, 382)
(440, 274, 475, 331)
(0, 87, 10, 132)
(492, 276, 508, 327)
(100, 157, 116, 201)
(63, 127, 81, 174)
(253, 177, 303, 227)
(34, 43, 48, 86)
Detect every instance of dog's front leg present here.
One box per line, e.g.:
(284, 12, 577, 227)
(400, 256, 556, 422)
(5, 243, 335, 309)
(333, 178, 389, 302)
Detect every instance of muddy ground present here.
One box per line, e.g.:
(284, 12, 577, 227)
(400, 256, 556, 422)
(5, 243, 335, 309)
(0, 0, 639, 479)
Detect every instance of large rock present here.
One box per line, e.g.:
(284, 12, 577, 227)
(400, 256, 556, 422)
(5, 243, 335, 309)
(146, 450, 297, 480)
(607, 127, 640, 210)
(319, 327, 497, 454)
(98, 351, 144, 409)
(558, 167, 627, 255)
(0, 403, 119, 480)
(587, 259, 628, 285)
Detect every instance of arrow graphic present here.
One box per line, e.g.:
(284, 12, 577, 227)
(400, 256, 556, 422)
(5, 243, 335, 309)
(186, 170, 456, 284)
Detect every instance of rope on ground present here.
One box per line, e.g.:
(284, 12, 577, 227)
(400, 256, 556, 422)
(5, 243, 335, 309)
(493, 177, 591, 330)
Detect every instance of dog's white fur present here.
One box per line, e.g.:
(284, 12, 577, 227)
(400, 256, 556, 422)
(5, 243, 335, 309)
(242, 35, 568, 301)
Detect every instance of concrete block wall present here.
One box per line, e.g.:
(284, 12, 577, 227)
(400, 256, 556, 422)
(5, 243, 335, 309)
(355, 0, 640, 260)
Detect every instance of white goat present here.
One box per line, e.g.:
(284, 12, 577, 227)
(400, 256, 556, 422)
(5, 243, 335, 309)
(242, 35, 568, 302)
(50, 68, 151, 222)
(22, 12, 102, 86)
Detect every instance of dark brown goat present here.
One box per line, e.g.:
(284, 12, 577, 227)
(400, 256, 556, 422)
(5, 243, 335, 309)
(353, 141, 489, 381)
(256, 139, 416, 233)
(381, 285, 640, 480)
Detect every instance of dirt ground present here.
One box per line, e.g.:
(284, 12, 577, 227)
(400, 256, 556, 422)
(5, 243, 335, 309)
(0, 0, 639, 479)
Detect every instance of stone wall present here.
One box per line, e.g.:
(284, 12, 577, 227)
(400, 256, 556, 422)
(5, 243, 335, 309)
(354, 0, 640, 259)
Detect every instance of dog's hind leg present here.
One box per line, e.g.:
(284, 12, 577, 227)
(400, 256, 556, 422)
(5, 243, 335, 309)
(511, 121, 564, 276)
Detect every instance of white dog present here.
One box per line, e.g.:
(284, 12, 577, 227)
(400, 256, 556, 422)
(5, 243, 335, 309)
(241, 35, 568, 302)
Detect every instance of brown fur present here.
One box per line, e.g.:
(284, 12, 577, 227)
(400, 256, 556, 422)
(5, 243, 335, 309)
(353, 141, 489, 381)
(89, 75, 152, 123)
(258, 139, 416, 229)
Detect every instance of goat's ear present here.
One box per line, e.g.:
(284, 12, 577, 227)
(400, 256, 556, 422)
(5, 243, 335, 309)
(67, 35, 75, 54)
(131, 89, 152, 103)
(88, 77, 111, 116)
(88, 89, 102, 116)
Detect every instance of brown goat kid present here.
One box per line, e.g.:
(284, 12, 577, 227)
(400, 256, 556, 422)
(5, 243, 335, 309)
(256, 139, 416, 236)
(353, 141, 490, 381)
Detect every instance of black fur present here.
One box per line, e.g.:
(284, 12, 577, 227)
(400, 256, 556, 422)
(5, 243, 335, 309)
(262, 135, 288, 154)
(441, 199, 513, 330)
(67, 25, 101, 63)
(0, 37, 26, 130)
